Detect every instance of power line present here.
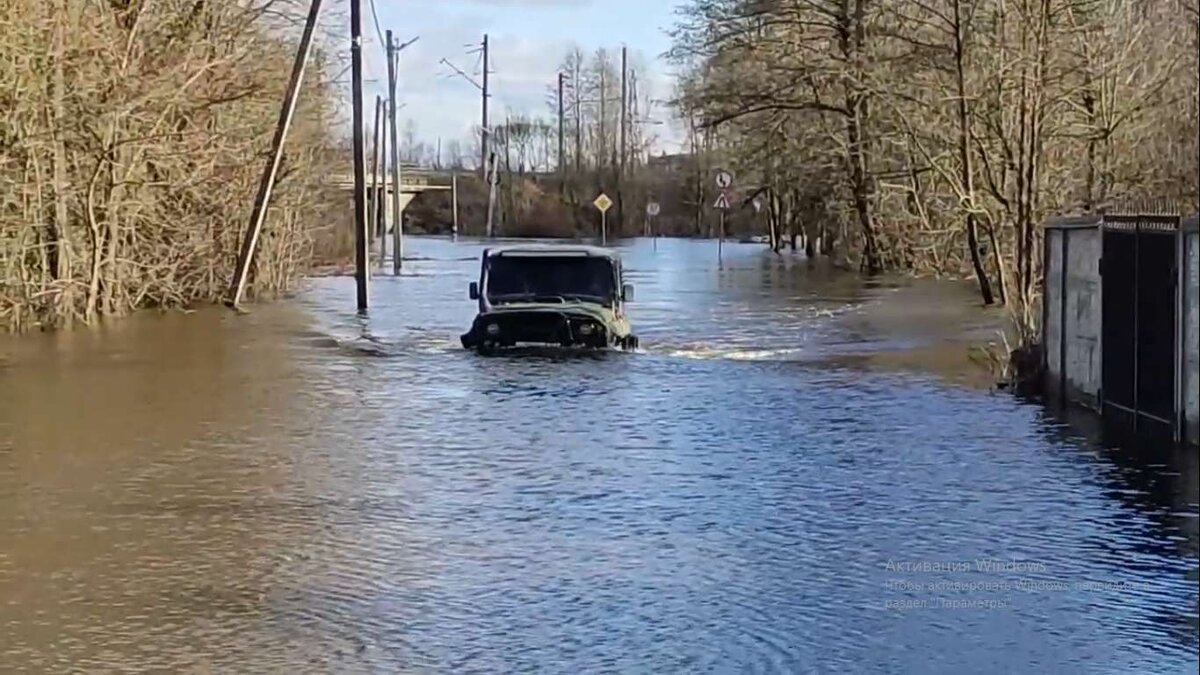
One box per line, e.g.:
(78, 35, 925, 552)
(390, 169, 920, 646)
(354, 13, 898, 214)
(439, 57, 483, 90)
(366, 0, 386, 55)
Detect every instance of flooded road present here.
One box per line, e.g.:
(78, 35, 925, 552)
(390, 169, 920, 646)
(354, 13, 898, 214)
(2, 237, 1197, 673)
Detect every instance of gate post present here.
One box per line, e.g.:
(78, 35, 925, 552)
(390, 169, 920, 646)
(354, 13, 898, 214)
(1184, 214, 1200, 448)
(1059, 229, 1069, 408)
(1132, 214, 1140, 435)
(1175, 218, 1186, 445)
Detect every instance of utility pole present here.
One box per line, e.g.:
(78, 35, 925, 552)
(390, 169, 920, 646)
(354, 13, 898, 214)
(618, 45, 627, 235)
(377, 101, 388, 267)
(227, 0, 324, 310)
(451, 173, 459, 238)
(350, 0, 368, 310)
(619, 46, 627, 178)
(438, 41, 485, 233)
(481, 33, 489, 180)
(370, 95, 382, 250)
(503, 115, 512, 231)
(598, 67, 606, 173)
(690, 109, 703, 236)
(575, 86, 583, 172)
(557, 72, 565, 196)
(485, 151, 498, 237)
(387, 30, 402, 273)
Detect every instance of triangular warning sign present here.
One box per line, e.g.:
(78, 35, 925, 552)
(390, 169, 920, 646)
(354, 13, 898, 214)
(713, 192, 730, 210)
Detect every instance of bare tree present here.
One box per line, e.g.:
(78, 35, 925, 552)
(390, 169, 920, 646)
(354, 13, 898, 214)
(666, 0, 1198, 304)
(1, 0, 340, 331)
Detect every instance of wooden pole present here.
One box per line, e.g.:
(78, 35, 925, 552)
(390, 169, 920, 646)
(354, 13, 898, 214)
(351, 0, 368, 310)
(377, 101, 388, 268)
(599, 67, 606, 172)
(451, 173, 459, 238)
(227, 0, 323, 309)
(503, 115, 512, 233)
(387, 31, 403, 274)
(485, 152, 498, 237)
(481, 34, 489, 180)
(370, 95, 382, 258)
(574, 76, 582, 173)
(557, 72, 565, 197)
(619, 46, 627, 177)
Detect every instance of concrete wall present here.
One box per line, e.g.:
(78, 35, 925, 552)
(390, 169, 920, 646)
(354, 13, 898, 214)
(1185, 226, 1198, 447)
(1045, 215, 1197, 447)
(365, 190, 417, 231)
(1044, 229, 1064, 402)
(1044, 220, 1103, 410)
(1063, 228, 1103, 407)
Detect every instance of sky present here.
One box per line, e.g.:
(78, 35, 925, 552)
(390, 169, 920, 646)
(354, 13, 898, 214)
(351, 0, 688, 159)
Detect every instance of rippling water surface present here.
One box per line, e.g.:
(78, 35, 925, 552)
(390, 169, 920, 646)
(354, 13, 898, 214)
(2, 237, 1197, 674)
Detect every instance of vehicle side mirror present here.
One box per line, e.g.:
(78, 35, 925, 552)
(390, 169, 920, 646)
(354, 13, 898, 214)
(469, 282, 479, 300)
(621, 283, 634, 302)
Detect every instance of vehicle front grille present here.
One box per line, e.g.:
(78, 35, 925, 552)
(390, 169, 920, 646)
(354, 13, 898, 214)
(481, 312, 604, 345)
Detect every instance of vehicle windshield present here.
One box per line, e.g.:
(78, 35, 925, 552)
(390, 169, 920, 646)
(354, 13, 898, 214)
(485, 255, 616, 304)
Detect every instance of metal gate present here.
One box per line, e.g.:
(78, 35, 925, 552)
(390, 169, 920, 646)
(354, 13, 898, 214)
(1100, 213, 1180, 435)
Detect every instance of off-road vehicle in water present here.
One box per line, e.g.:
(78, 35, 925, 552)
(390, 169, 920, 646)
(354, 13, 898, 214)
(460, 245, 639, 353)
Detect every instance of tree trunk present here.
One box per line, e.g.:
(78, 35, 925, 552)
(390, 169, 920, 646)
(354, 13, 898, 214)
(841, 0, 880, 274)
(51, 1, 72, 317)
(954, 0, 995, 305)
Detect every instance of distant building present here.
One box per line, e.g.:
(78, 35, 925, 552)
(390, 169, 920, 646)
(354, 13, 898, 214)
(647, 152, 693, 174)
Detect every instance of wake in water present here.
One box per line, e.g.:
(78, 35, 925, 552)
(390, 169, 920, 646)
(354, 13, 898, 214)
(659, 344, 808, 362)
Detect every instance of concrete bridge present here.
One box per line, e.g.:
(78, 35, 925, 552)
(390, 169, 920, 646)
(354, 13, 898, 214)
(326, 167, 457, 219)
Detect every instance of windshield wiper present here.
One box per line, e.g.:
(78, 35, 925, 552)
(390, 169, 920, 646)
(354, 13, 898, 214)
(560, 293, 607, 303)
(489, 292, 610, 304)
(487, 292, 529, 303)
(488, 292, 566, 304)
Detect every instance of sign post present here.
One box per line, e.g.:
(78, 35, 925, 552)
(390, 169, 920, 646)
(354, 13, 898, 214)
(646, 201, 660, 248)
(713, 192, 730, 259)
(593, 192, 613, 245)
(713, 169, 733, 261)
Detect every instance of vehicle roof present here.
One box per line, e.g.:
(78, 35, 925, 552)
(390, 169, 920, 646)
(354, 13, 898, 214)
(486, 243, 619, 259)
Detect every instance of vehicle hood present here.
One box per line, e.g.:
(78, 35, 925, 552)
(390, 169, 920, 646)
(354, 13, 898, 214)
(480, 301, 619, 324)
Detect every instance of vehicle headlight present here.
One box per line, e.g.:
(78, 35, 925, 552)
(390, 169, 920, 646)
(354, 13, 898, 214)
(485, 322, 500, 336)
(578, 323, 595, 335)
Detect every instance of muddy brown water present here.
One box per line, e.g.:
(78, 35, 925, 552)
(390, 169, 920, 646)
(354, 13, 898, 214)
(1, 237, 1197, 673)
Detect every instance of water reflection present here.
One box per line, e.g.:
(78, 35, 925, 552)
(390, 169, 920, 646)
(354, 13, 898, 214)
(1, 237, 1196, 673)
(1040, 407, 1200, 647)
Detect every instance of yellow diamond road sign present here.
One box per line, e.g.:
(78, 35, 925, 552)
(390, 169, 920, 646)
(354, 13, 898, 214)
(593, 193, 613, 213)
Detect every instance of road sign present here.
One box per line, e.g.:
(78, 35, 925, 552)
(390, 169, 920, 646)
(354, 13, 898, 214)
(593, 193, 613, 213)
(713, 192, 730, 210)
(715, 170, 733, 189)
(646, 201, 660, 217)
